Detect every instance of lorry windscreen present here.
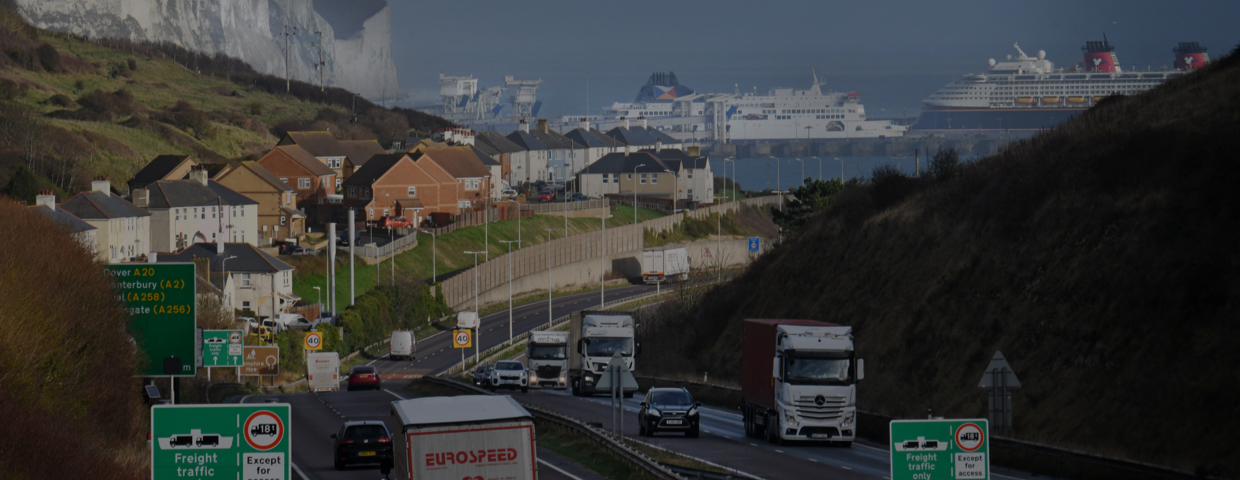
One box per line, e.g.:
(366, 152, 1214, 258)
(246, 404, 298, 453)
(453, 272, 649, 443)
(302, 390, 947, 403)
(530, 345, 567, 360)
(585, 337, 633, 357)
(784, 356, 852, 385)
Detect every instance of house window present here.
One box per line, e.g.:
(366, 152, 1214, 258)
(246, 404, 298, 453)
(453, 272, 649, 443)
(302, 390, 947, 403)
(602, 175, 608, 184)
(612, 174, 619, 183)
(407, 186, 416, 196)
(627, 173, 632, 180)
(651, 175, 658, 184)
(687, 170, 693, 179)
(348, 187, 356, 197)
(242, 301, 251, 309)
(640, 174, 647, 184)
(241, 274, 251, 288)
(688, 189, 694, 199)
(280, 216, 286, 226)
(299, 178, 310, 189)
(336, 178, 342, 188)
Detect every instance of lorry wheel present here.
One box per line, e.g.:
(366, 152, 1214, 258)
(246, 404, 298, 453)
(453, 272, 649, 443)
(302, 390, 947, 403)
(766, 414, 782, 445)
(743, 412, 754, 438)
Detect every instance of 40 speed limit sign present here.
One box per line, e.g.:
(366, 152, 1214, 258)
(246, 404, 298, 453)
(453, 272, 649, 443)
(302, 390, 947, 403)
(304, 332, 323, 351)
(453, 329, 472, 348)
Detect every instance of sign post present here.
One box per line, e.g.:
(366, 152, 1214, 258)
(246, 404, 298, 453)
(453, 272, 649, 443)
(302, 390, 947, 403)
(453, 329, 472, 373)
(978, 351, 1021, 435)
(107, 263, 196, 377)
(152, 404, 291, 480)
(890, 419, 989, 480)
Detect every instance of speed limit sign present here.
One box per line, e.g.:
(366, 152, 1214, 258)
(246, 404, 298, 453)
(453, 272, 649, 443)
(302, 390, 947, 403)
(453, 329, 472, 348)
(304, 332, 323, 351)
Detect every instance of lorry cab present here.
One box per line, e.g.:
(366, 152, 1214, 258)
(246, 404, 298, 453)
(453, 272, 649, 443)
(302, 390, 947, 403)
(526, 331, 568, 388)
(570, 313, 640, 397)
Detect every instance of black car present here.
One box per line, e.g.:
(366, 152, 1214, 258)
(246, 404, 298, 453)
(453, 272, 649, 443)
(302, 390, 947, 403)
(331, 421, 393, 470)
(472, 363, 495, 387)
(639, 387, 701, 437)
(570, 192, 589, 202)
(338, 229, 362, 246)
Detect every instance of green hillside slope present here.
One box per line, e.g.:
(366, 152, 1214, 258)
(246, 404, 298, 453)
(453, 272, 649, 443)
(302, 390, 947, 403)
(640, 47, 1240, 475)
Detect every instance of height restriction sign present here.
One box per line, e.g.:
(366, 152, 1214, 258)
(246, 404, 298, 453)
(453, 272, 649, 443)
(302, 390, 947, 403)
(890, 418, 989, 480)
(453, 329, 472, 348)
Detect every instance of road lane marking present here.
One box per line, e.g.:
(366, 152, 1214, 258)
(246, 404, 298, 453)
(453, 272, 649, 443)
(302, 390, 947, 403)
(538, 459, 584, 480)
(384, 389, 407, 400)
(775, 449, 784, 453)
(291, 461, 312, 480)
(809, 458, 818, 462)
(841, 466, 852, 470)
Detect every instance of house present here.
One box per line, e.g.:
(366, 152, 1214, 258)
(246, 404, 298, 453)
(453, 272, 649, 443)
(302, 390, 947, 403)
(342, 153, 450, 225)
(605, 117, 686, 152)
(563, 118, 621, 173)
(576, 151, 676, 200)
(214, 161, 305, 245)
(127, 155, 198, 192)
(410, 144, 492, 211)
(505, 120, 549, 184)
(159, 243, 296, 317)
(468, 145, 504, 200)
(256, 145, 338, 222)
(131, 166, 260, 252)
(59, 177, 152, 262)
(639, 147, 715, 202)
(31, 190, 97, 253)
(475, 131, 525, 187)
(337, 139, 387, 176)
(527, 120, 575, 184)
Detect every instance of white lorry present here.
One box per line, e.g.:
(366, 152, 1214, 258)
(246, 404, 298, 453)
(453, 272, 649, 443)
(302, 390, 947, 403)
(642, 246, 690, 284)
(390, 395, 537, 480)
(568, 310, 640, 397)
(526, 330, 569, 389)
(306, 351, 340, 392)
(741, 319, 864, 446)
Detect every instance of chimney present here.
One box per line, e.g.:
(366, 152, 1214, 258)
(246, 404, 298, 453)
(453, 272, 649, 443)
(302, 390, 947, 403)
(188, 165, 208, 186)
(625, 141, 631, 155)
(132, 188, 150, 208)
(91, 176, 111, 196)
(621, 116, 629, 129)
(640, 116, 648, 129)
(35, 190, 55, 208)
(217, 240, 224, 255)
(655, 138, 662, 153)
(579, 117, 588, 130)
(519, 119, 529, 133)
(537, 119, 548, 133)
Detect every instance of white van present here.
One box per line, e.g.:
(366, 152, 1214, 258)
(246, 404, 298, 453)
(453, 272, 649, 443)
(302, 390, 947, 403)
(390, 330, 416, 361)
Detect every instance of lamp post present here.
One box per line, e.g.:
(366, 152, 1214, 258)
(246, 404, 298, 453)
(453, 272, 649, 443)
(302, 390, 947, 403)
(420, 229, 436, 283)
(723, 157, 736, 203)
(765, 156, 780, 192)
(811, 156, 822, 180)
(793, 158, 804, 187)
(312, 286, 321, 311)
(664, 168, 676, 213)
(633, 163, 645, 232)
(389, 225, 394, 286)
(222, 255, 237, 320)
(594, 214, 612, 306)
(465, 250, 486, 362)
(834, 157, 844, 181)
(500, 239, 519, 341)
(714, 196, 725, 281)
(544, 228, 560, 324)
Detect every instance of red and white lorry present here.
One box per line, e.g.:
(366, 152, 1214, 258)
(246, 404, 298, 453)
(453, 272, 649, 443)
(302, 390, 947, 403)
(390, 395, 538, 480)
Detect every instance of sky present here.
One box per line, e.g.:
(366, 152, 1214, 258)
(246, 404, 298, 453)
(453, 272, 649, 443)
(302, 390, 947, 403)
(389, 0, 1240, 119)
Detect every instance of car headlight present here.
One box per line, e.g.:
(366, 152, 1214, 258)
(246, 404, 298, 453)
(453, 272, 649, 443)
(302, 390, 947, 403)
(647, 408, 661, 417)
(688, 407, 699, 417)
(530, 374, 539, 382)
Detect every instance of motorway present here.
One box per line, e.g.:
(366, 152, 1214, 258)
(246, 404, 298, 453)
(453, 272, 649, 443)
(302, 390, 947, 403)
(236, 281, 1043, 480)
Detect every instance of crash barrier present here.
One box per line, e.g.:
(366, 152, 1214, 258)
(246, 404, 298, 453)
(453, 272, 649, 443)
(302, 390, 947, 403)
(422, 376, 682, 480)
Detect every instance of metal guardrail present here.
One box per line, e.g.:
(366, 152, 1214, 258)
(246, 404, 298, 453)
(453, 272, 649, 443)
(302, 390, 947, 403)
(421, 376, 682, 480)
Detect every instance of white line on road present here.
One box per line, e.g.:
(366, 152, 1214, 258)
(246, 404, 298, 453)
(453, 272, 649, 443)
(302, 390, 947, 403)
(538, 459, 584, 480)
(292, 461, 312, 480)
(385, 389, 407, 400)
(841, 466, 852, 470)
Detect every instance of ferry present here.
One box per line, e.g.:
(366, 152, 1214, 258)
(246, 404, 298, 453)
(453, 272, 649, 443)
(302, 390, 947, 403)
(911, 39, 1209, 131)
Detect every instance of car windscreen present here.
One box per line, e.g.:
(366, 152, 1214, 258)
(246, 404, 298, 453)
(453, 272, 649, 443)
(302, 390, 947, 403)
(496, 361, 523, 371)
(529, 345, 567, 360)
(650, 391, 693, 406)
(344, 425, 387, 440)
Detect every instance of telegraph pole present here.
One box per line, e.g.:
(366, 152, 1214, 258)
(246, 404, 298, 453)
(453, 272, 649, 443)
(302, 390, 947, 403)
(281, 24, 297, 93)
(312, 30, 325, 92)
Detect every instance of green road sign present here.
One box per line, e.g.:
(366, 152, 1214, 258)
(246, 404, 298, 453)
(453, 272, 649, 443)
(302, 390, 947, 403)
(108, 263, 196, 377)
(890, 418, 989, 480)
(203, 330, 244, 367)
(152, 404, 291, 480)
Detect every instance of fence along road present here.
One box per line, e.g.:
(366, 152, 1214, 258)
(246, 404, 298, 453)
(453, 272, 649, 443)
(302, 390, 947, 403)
(439, 195, 781, 309)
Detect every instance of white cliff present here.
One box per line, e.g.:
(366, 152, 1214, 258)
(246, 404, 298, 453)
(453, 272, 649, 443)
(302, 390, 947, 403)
(13, 0, 400, 101)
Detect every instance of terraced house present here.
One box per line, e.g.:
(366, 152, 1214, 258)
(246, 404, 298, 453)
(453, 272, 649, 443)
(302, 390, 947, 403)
(131, 166, 260, 252)
(257, 145, 338, 222)
(59, 178, 151, 262)
(214, 162, 305, 245)
(342, 153, 452, 226)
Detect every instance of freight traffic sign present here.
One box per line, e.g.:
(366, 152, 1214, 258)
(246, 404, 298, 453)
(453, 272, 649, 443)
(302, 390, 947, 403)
(151, 404, 291, 480)
(108, 263, 196, 377)
(890, 419, 989, 480)
(203, 330, 244, 366)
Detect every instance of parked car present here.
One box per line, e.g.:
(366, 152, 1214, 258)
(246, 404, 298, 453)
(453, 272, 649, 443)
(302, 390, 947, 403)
(472, 364, 494, 387)
(488, 360, 529, 392)
(500, 187, 518, 198)
(260, 318, 284, 334)
(570, 192, 589, 202)
(338, 229, 362, 246)
(273, 241, 296, 255)
(538, 190, 555, 202)
(347, 365, 381, 391)
(248, 325, 273, 344)
(285, 316, 319, 331)
(331, 421, 393, 470)
(379, 216, 411, 229)
(290, 247, 316, 255)
(639, 387, 701, 437)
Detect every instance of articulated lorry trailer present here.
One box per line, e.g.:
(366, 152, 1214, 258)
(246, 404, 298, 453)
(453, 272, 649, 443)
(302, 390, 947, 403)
(526, 330, 569, 389)
(568, 310, 640, 397)
(391, 395, 538, 480)
(641, 246, 690, 284)
(741, 318, 864, 446)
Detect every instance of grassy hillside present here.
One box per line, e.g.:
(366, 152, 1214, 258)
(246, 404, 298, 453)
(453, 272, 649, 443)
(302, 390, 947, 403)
(640, 46, 1240, 476)
(0, 202, 147, 479)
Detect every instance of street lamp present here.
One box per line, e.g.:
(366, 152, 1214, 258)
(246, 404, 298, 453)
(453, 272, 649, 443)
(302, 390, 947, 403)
(312, 286, 321, 311)
(793, 158, 804, 187)
(833, 157, 844, 181)
(811, 156, 822, 180)
(544, 228, 560, 324)
(664, 168, 676, 213)
(632, 163, 645, 232)
(500, 239, 519, 341)
(765, 156, 780, 192)
(723, 157, 736, 203)
(594, 214, 613, 306)
(714, 195, 725, 281)
(420, 229, 436, 283)
(465, 250, 486, 362)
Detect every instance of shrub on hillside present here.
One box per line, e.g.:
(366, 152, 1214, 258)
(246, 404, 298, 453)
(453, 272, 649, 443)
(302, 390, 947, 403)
(45, 93, 72, 107)
(338, 274, 449, 352)
(0, 202, 146, 479)
(869, 164, 920, 210)
(0, 77, 25, 99)
(74, 88, 142, 120)
(35, 43, 59, 72)
(928, 148, 962, 181)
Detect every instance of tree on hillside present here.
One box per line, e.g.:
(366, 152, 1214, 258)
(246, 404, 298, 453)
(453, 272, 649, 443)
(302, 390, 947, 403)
(2, 164, 41, 203)
(772, 177, 845, 235)
(363, 107, 408, 148)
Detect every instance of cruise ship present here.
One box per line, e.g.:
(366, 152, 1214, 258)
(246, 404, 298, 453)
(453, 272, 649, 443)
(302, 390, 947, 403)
(560, 71, 907, 142)
(912, 39, 1209, 131)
